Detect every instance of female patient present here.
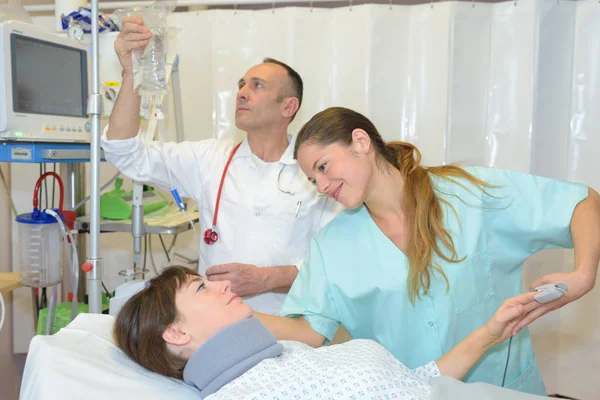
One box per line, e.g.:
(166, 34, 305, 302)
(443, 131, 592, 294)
(114, 265, 541, 399)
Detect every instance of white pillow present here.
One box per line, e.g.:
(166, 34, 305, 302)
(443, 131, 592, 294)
(108, 280, 147, 316)
(20, 313, 202, 400)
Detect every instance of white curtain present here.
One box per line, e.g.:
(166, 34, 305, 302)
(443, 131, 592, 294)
(170, 1, 598, 178)
(165, 1, 599, 397)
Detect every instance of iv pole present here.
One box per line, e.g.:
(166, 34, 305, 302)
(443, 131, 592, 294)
(85, 0, 103, 314)
(83, 5, 183, 310)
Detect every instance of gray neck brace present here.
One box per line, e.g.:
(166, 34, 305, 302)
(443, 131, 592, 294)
(183, 317, 283, 398)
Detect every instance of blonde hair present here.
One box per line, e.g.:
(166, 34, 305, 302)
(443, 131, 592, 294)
(294, 107, 494, 304)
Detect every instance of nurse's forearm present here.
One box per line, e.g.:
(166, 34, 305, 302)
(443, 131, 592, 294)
(254, 313, 325, 347)
(106, 71, 141, 140)
(260, 265, 298, 293)
(570, 187, 600, 283)
(435, 327, 494, 380)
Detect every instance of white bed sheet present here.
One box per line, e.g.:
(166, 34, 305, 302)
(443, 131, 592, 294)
(20, 313, 202, 400)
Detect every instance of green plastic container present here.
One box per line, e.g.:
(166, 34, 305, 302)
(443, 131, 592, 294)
(100, 178, 169, 220)
(37, 294, 109, 335)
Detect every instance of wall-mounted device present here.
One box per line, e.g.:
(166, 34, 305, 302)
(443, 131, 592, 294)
(0, 21, 91, 143)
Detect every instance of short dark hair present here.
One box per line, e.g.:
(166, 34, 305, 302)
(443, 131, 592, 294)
(263, 57, 303, 122)
(113, 266, 200, 379)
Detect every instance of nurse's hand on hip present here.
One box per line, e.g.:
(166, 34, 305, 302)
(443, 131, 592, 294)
(114, 16, 152, 73)
(511, 270, 596, 333)
(206, 263, 264, 298)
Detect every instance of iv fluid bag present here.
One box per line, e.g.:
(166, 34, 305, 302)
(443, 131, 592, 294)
(115, 1, 175, 96)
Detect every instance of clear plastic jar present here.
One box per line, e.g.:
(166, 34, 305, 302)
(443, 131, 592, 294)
(16, 209, 63, 287)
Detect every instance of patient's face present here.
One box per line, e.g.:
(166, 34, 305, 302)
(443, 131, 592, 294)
(175, 276, 253, 348)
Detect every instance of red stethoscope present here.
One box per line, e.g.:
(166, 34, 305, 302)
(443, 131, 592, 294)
(204, 142, 243, 245)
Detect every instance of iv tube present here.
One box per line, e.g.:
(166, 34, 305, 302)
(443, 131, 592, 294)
(45, 209, 79, 321)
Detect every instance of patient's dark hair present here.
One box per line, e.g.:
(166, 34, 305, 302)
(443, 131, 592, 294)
(113, 266, 200, 379)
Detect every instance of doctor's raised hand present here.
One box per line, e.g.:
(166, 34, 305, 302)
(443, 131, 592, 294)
(114, 16, 152, 73)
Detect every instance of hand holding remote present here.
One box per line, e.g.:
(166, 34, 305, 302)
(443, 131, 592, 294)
(512, 271, 594, 334)
(532, 282, 567, 304)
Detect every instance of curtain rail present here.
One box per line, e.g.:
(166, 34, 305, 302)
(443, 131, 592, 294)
(25, 0, 348, 13)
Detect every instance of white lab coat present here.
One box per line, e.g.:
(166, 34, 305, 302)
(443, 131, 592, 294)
(101, 130, 341, 314)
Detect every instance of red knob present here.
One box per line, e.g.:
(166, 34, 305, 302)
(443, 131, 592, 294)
(82, 263, 93, 273)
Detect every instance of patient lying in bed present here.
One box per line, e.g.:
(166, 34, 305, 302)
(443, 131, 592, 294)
(108, 266, 546, 400)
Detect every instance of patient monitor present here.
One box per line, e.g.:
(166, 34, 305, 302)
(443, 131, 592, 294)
(0, 21, 91, 142)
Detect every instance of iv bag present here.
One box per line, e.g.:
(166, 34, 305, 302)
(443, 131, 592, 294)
(114, 1, 176, 97)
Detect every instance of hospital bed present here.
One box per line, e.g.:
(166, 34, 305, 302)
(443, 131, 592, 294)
(20, 313, 548, 400)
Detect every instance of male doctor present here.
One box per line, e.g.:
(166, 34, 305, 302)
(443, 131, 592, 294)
(101, 16, 341, 314)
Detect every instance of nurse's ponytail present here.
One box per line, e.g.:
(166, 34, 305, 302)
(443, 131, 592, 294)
(382, 141, 494, 304)
(295, 107, 494, 304)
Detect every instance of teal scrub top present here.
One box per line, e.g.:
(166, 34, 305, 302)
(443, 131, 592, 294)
(280, 166, 588, 395)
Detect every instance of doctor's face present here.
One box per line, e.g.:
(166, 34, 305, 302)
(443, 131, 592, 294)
(235, 63, 291, 132)
(174, 276, 253, 348)
(296, 139, 373, 209)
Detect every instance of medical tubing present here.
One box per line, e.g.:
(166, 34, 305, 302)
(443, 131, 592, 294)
(45, 286, 58, 335)
(148, 235, 159, 275)
(153, 103, 194, 243)
(102, 282, 112, 299)
(33, 172, 64, 214)
(164, 154, 176, 196)
(43, 164, 49, 210)
(142, 235, 148, 279)
(182, 208, 198, 248)
(74, 171, 121, 210)
(0, 168, 17, 216)
(171, 189, 185, 210)
(160, 149, 184, 211)
(167, 234, 177, 253)
(132, 192, 144, 264)
(158, 234, 171, 262)
(153, 127, 179, 205)
(151, 106, 183, 210)
(0, 291, 5, 333)
(501, 336, 513, 387)
(156, 105, 166, 141)
(38, 165, 42, 207)
(69, 233, 80, 320)
(51, 163, 57, 208)
(45, 209, 79, 321)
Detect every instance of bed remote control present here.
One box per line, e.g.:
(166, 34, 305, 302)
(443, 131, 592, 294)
(532, 282, 567, 304)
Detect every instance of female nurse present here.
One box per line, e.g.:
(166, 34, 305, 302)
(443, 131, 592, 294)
(256, 107, 600, 395)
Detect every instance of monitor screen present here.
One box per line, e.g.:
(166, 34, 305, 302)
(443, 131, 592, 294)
(10, 33, 88, 118)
